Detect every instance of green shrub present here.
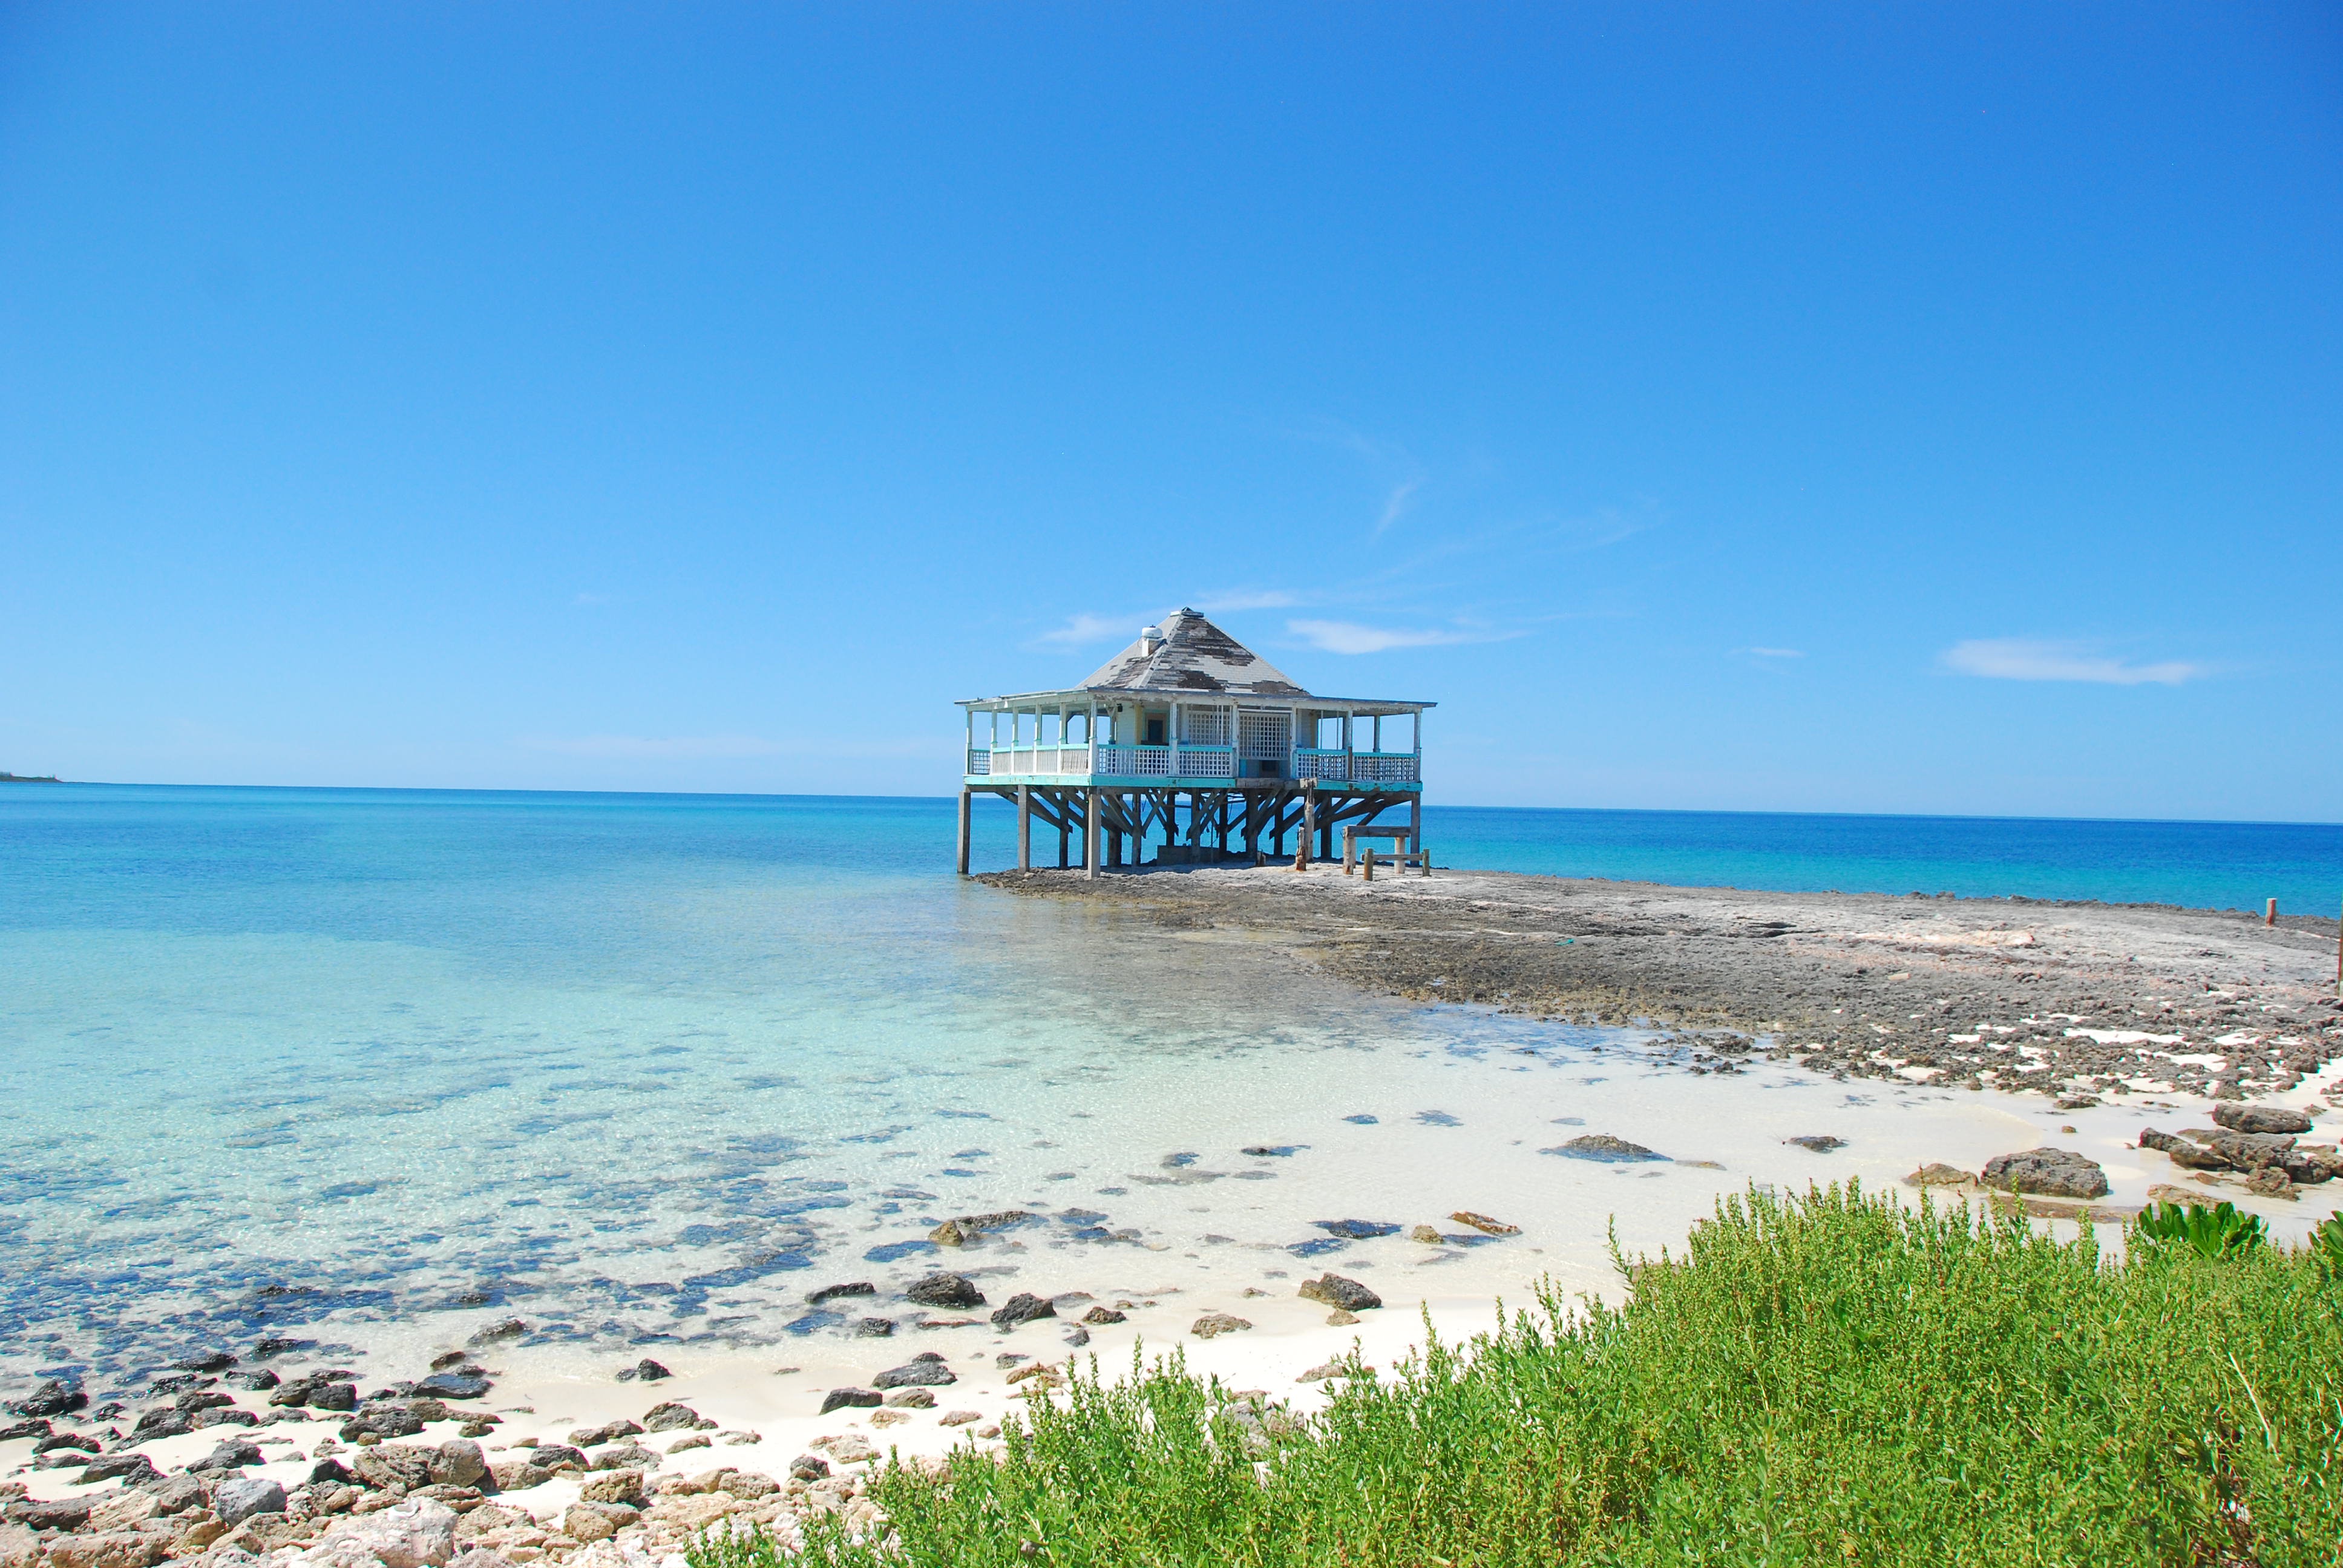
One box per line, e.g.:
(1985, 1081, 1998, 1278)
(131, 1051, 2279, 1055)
(707, 1183, 2343, 1568)
(2131, 1199, 2269, 1261)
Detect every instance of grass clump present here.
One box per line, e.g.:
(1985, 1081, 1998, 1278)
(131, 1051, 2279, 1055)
(706, 1183, 2343, 1567)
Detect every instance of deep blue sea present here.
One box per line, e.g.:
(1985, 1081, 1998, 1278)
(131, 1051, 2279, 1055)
(2, 783, 2336, 1403)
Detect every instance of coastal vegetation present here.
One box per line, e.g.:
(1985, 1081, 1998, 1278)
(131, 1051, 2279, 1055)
(699, 1184, 2343, 1567)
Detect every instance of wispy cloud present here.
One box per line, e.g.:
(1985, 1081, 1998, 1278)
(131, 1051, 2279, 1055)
(520, 733, 784, 759)
(1034, 613, 1128, 647)
(1745, 647, 1804, 659)
(572, 592, 611, 607)
(1194, 590, 1300, 613)
(1941, 639, 2204, 686)
(1288, 618, 1518, 655)
(1371, 479, 1421, 538)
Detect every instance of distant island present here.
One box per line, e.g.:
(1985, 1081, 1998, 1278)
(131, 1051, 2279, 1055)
(0, 771, 62, 783)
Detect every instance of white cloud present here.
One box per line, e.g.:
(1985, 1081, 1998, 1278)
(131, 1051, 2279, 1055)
(519, 733, 784, 759)
(1034, 613, 1128, 647)
(1288, 619, 1513, 655)
(1745, 647, 1804, 659)
(1941, 639, 2204, 686)
(1193, 590, 1300, 613)
(572, 592, 611, 607)
(1371, 479, 1421, 538)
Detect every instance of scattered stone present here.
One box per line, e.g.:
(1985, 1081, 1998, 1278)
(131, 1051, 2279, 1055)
(1447, 1211, 1519, 1236)
(977, 1425, 1001, 1439)
(9, 1499, 93, 1532)
(577, 1470, 643, 1508)
(562, 1502, 635, 1544)
(590, 1443, 657, 1472)
(211, 1479, 286, 1529)
(818, 1389, 882, 1414)
(427, 1441, 487, 1489)
(906, 1274, 986, 1310)
(221, 1370, 280, 1393)
(310, 1384, 359, 1413)
(1787, 1135, 1845, 1153)
(447, 1549, 517, 1568)
(143, 1476, 208, 1517)
(1905, 1163, 1976, 1187)
(854, 1318, 895, 1338)
(788, 1455, 828, 1481)
(868, 1410, 908, 1428)
(76, 1454, 161, 1487)
(36, 1432, 99, 1454)
(811, 1434, 874, 1463)
(1063, 1325, 1090, 1347)
(1190, 1314, 1252, 1339)
(1003, 1364, 1058, 1388)
(873, 1356, 956, 1389)
(1312, 1220, 1401, 1240)
(638, 1403, 703, 1434)
(881, 1388, 936, 1409)
(1407, 1223, 1442, 1244)
(465, 1321, 526, 1347)
(1081, 1306, 1126, 1325)
(413, 1374, 491, 1402)
(352, 1444, 435, 1494)
(614, 1359, 670, 1384)
(1981, 1148, 2111, 1200)
(174, 1353, 238, 1374)
(2246, 1168, 2298, 1199)
(988, 1294, 1056, 1328)
(936, 1411, 981, 1427)
(807, 1282, 876, 1305)
(1297, 1274, 1382, 1312)
(8, 1382, 87, 1419)
(2214, 1104, 2315, 1135)
(1325, 1310, 1360, 1326)
(928, 1220, 969, 1246)
(565, 1421, 641, 1448)
(44, 1531, 166, 1568)
(2145, 1183, 2207, 1206)
(1544, 1135, 1666, 1163)
(0, 1419, 51, 1441)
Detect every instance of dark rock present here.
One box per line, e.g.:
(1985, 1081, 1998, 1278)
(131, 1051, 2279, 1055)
(8, 1380, 87, 1419)
(309, 1383, 358, 1413)
(807, 1282, 876, 1305)
(638, 1403, 703, 1434)
(146, 1374, 204, 1397)
(78, 1453, 161, 1486)
(35, 1432, 99, 1454)
(0, 1417, 51, 1440)
(189, 1438, 264, 1474)
(906, 1273, 986, 1310)
(1544, 1135, 1666, 1163)
(1787, 1135, 1846, 1153)
(818, 1388, 882, 1414)
(1081, 1307, 1126, 1325)
(1981, 1148, 2110, 1199)
(212, 1477, 286, 1527)
(429, 1352, 467, 1371)
(191, 1408, 258, 1430)
(872, 1359, 957, 1389)
(221, 1370, 280, 1393)
(467, 1320, 527, 1347)
(307, 1459, 356, 1487)
(429, 1440, 487, 1488)
(249, 1338, 307, 1359)
(413, 1373, 491, 1401)
(529, 1444, 587, 1471)
(1312, 1220, 1402, 1240)
(172, 1353, 238, 1374)
(1297, 1275, 1382, 1312)
(788, 1454, 829, 1481)
(174, 1388, 232, 1414)
(591, 1445, 657, 1471)
(351, 1443, 434, 1492)
(131, 1408, 194, 1440)
(341, 1408, 424, 1441)
(853, 1318, 895, 1338)
(2213, 1104, 2315, 1135)
(7, 1498, 91, 1531)
(405, 1399, 453, 1424)
(988, 1294, 1057, 1328)
(613, 1359, 670, 1384)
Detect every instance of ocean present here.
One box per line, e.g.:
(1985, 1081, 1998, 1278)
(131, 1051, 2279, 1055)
(2, 784, 2336, 1404)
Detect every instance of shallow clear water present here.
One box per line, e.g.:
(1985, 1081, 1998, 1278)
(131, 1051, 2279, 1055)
(4, 785, 2335, 1405)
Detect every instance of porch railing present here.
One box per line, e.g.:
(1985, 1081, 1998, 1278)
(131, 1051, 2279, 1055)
(966, 748, 991, 776)
(1296, 749, 1420, 783)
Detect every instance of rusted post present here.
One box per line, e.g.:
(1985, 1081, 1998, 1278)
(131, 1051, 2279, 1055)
(956, 788, 972, 877)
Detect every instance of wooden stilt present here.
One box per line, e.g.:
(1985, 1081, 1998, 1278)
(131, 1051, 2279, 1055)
(1086, 788, 1101, 880)
(956, 788, 972, 877)
(1016, 785, 1031, 871)
(1410, 792, 1424, 875)
(1297, 789, 1314, 870)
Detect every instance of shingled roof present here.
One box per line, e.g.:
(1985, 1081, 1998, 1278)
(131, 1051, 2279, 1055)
(1079, 609, 1310, 697)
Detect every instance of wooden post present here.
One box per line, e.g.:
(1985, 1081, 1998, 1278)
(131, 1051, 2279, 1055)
(956, 788, 972, 877)
(2266, 898, 2278, 926)
(1344, 825, 1356, 874)
(1297, 790, 1314, 870)
(1410, 791, 1424, 875)
(1363, 847, 1375, 882)
(1017, 785, 1032, 871)
(1086, 788, 1101, 880)
(1058, 807, 1069, 870)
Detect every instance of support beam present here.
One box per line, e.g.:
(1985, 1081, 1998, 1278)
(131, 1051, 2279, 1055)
(1086, 788, 1101, 880)
(956, 788, 972, 877)
(1016, 785, 1032, 871)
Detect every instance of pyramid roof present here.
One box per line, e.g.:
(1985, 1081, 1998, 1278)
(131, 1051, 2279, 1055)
(1078, 608, 1309, 697)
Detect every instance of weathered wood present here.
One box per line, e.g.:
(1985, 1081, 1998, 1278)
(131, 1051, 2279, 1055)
(956, 788, 972, 877)
(1017, 785, 1032, 871)
(1085, 788, 1101, 880)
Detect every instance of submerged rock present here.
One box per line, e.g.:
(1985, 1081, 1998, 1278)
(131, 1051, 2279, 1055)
(10, 1381, 87, 1419)
(806, 1282, 876, 1305)
(1544, 1134, 1666, 1163)
(1981, 1148, 2109, 1200)
(1312, 1220, 1401, 1240)
(1447, 1210, 1520, 1236)
(1190, 1314, 1252, 1340)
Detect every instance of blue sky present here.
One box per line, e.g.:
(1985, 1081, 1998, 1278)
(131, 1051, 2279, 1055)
(2, 4, 2337, 818)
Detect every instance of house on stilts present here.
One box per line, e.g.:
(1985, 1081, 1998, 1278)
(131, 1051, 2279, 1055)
(955, 607, 1432, 877)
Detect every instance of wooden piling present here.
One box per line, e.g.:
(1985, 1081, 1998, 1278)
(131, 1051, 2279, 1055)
(955, 788, 972, 877)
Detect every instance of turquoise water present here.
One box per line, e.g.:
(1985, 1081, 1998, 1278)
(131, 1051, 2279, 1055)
(3, 784, 2336, 1404)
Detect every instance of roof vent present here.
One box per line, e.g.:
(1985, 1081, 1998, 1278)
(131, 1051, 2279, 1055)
(1139, 625, 1164, 654)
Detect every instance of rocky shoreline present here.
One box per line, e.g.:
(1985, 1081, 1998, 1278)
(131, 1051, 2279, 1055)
(981, 863, 2343, 1112)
